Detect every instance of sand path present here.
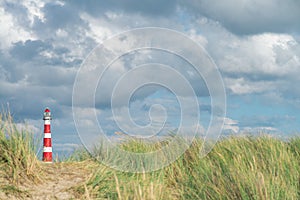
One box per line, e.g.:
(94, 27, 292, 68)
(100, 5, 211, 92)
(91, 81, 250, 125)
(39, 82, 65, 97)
(0, 161, 95, 200)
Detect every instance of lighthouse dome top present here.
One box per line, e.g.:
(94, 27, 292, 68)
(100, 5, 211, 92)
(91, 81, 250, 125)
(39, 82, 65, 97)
(43, 107, 52, 120)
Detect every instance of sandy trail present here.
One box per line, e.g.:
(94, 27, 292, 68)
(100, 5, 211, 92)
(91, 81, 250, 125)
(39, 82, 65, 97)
(1, 161, 94, 200)
(30, 162, 91, 199)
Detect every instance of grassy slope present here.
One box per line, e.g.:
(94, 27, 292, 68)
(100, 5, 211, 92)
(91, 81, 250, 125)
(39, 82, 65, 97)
(73, 136, 300, 200)
(0, 113, 299, 199)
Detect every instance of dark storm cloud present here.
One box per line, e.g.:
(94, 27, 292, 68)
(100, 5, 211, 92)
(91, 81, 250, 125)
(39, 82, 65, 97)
(183, 0, 300, 35)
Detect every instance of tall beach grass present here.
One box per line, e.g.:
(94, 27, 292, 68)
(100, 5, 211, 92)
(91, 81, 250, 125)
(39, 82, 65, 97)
(74, 135, 300, 199)
(0, 110, 40, 185)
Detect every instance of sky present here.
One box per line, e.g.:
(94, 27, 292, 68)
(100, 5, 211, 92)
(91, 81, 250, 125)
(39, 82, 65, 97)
(0, 0, 300, 154)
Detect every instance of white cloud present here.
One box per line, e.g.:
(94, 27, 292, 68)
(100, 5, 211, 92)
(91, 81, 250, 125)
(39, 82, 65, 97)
(16, 122, 40, 134)
(224, 77, 275, 95)
(0, 6, 35, 49)
(219, 33, 298, 76)
(241, 126, 278, 134)
(187, 29, 208, 47)
(22, 0, 46, 25)
(222, 117, 239, 133)
(54, 143, 81, 153)
(204, 29, 300, 99)
(80, 12, 115, 44)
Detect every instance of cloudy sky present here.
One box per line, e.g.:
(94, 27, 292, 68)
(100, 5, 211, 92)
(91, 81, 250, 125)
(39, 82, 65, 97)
(1, 0, 300, 154)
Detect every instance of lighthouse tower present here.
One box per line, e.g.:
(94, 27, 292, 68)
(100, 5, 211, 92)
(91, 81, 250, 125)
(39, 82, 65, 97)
(43, 108, 52, 162)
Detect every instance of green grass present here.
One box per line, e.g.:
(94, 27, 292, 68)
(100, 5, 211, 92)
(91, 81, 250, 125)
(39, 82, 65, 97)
(0, 110, 40, 186)
(167, 136, 300, 199)
(73, 135, 300, 200)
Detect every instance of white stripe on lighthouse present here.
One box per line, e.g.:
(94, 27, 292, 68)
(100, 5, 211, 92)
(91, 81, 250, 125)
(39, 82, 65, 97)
(43, 147, 52, 152)
(44, 133, 51, 138)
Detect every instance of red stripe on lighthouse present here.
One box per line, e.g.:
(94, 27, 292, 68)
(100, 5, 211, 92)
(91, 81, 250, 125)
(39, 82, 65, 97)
(44, 124, 51, 133)
(43, 108, 52, 162)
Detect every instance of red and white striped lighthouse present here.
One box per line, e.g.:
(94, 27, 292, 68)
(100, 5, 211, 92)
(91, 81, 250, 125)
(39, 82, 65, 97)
(43, 107, 52, 162)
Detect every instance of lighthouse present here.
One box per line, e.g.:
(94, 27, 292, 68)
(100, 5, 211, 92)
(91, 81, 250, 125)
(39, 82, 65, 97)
(43, 108, 52, 162)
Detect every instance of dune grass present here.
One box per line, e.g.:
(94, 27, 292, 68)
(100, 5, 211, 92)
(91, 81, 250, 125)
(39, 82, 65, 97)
(0, 111, 40, 186)
(0, 111, 299, 199)
(73, 135, 300, 200)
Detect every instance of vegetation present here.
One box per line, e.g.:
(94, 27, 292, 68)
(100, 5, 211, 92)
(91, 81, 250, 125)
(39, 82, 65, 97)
(0, 111, 299, 199)
(73, 136, 300, 200)
(0, 111, 40, 184)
